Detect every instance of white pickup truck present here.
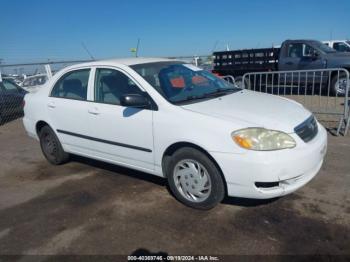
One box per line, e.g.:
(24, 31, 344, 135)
(323, 40, 350, 53)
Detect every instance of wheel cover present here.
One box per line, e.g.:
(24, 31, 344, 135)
(42, 132, 58, 160)
(173, 159, 211, 203)
(335, 77, 348, 95)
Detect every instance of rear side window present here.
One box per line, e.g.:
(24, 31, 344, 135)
(51, 69, 90, 100)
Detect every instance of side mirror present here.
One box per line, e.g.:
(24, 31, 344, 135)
(120, 94, 151, 109)
(312, 51, 320, 60)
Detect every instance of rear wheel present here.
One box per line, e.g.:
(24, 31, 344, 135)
(166, 147, 225, 210)
(39, 125, 69, 165)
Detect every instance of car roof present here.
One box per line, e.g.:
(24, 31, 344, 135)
(25, 74, 47, 79)
(68, 57, 179, 69)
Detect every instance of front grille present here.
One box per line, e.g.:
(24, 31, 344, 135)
(294, 115, 318, 143)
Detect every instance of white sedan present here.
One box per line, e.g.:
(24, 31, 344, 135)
(21, 74, 48, 93)
(23, 58, 327, 209)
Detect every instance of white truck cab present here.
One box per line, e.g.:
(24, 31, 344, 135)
(322, 40, 350, 52)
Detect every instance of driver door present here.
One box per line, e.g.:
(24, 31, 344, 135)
(87, 67, 155, 172)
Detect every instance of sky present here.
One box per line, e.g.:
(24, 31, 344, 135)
(0, 0, 349, 64)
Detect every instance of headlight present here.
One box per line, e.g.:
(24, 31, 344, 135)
(231, 128, 296, 151)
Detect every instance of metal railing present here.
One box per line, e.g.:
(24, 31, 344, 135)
(221, 75, 235, 84)
(242, 68, 350, 136)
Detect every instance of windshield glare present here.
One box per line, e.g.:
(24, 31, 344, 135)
(131, 62, 238, 104)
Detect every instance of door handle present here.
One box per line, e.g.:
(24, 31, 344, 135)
(47, 102, 56, 108)
(285, 62, 294, 65)
(88, 108, 100, 115)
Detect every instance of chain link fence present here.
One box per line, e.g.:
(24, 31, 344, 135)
(0, 60, 94, 126)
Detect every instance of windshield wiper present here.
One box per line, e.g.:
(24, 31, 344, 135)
(173, 88, 238, 105)
(202, 88, 238, 98)
(172, 95, 210, 105)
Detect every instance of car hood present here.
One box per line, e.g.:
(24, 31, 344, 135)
(181, 90, 311, 133)
(324, 52, 350, 62)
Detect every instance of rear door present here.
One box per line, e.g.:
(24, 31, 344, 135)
(47, 68, 93, 153)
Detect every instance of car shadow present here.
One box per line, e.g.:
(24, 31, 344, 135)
(70, 155, 278, 208)
(70, 154, 166, 187)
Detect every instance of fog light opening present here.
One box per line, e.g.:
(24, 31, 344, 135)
(255, 182, 280, 188)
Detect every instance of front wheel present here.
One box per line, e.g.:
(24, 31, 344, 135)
(39, 125, 69, 165)
(331, 72, 348, 96)
(234, 76, 252, 89)
(166, 147, 225, 210)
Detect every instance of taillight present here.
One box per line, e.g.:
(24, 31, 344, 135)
(22, 99, 25, 108)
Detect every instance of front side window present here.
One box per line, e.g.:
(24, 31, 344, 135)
(131, 62, 238, 104)
(94, 68, 144, 105)
(303, 44, 317, 57)
(51, 69, 90, 100)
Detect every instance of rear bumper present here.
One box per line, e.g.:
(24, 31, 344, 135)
(211, 123, 327, 199)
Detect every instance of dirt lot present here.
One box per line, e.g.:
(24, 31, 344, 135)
(0, 119, 349, 257)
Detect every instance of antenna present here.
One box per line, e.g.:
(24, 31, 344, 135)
(81, 42, 95, 60)
(211, 41, 219, 53)
(330, 29, 333, 41)
(136, 38, 140, 57)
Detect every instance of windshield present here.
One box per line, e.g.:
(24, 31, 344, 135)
(131, 62, 239, 104)
(312, 41, 337, 53)
(346, 41, 350, 46)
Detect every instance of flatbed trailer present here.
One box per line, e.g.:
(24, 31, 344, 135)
(213, 47, 280, 77)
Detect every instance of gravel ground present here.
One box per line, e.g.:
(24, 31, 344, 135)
(0, 119, 349, 258)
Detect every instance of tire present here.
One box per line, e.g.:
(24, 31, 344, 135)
(166, 147, 225, 210)
(331, 72, 348, 96)
(234, 76, 251, 89)
(39, 125, 69, 165)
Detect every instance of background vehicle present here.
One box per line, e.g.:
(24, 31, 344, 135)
(0, 79, 27, 124)
(21, 74, 48, 93)
(323, 40, 350, 53)
(213, 39, 350, 95)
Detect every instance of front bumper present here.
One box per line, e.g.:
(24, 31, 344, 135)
(211, 123, 327, 199)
